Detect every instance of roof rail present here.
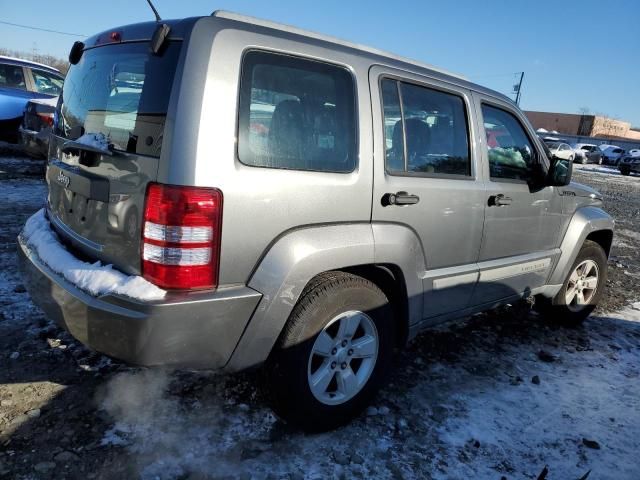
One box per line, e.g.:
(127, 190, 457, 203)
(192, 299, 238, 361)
(211, 10, 466, 81)
(0, 55, 61, 73)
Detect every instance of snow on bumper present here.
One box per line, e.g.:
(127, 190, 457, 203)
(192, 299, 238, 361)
(20, 209, 165, 301)
(17, 209, 263, 368)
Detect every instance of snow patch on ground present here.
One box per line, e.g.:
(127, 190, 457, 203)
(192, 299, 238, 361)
(20, 209, 165, 301)
(96, 304, 640, 480)
(574, 164, 621, 177)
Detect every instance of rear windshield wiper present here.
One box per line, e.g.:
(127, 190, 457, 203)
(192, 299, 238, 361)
(62, 139, 115, 156)
(62, 133, 121, 157)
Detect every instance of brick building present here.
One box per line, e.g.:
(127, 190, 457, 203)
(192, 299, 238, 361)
(524, 111, 640, 141)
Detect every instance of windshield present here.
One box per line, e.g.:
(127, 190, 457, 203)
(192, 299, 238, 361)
(57, 41, 181, 157)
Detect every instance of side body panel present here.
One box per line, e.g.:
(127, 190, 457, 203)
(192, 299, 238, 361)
(173, 17, 375, 287)
(470, 92, 567, 304)
(368, 65, 486, 319)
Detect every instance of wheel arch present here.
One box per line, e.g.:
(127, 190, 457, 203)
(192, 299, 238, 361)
(225, 223, 423, 371)
(547, 206, 614, 287)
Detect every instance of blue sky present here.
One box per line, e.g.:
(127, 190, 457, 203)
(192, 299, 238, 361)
(2, 0, 639, 125)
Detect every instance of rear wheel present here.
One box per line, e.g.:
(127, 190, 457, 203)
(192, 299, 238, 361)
(536, 240, 607, 326)
(265, 271, 395, 432)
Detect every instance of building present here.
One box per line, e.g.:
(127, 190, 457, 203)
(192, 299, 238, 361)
(524, 111, 640, 141)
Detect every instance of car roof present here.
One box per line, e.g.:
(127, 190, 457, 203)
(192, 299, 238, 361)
(0, 55, 62, 74)
(210, 11, 514, 104)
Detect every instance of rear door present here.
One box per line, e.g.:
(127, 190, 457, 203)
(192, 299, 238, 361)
(370, 66, 485, 319)
(471, 94, 563, 304)
(48, 40, 183, 275)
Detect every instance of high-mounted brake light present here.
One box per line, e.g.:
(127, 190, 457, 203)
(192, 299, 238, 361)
(142, 183, 223, 290)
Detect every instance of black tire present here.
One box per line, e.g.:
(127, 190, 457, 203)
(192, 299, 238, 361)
(265, 271, 395, 432)
(620, 166, 630, 176)
(536, 240, 607, 326)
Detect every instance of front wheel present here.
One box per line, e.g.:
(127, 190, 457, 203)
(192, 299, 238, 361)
(265, 272, 395, 431)
(620, 166, 631, 176)
(536, 240, 607, 326)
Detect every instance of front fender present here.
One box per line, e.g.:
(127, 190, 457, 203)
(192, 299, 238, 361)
(225, 222, 426, 371)
(547, 206, 614, 288)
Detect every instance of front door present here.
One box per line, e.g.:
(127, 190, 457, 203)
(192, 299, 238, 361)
(471, 95, 564, 304)
(370, 66, 486, 320)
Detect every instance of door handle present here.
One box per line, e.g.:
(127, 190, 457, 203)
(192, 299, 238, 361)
(488, 194, 512, 207)
(382, 191, 420, 206)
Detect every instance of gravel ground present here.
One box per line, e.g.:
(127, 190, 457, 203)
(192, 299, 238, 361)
(1, 148, 639, 480)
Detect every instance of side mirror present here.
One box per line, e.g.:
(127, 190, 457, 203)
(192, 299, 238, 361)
(547, 157, 572, 186)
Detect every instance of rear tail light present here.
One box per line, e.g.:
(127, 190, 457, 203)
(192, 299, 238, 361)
(37, 112, 54, 127)
(142, 183, 223, 290)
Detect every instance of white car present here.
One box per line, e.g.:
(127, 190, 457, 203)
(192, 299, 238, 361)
(545, 141, 575, 161)
(572, 143, 603, 164)
(600, 145, 626, 166)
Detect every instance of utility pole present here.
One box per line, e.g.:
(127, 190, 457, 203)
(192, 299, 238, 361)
(513, 72, 525, 105)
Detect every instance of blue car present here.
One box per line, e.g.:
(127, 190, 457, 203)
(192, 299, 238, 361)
(0, 55, 64, 143)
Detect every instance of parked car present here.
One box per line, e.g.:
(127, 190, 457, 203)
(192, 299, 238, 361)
(0, 56, 64, 143)
(18, 12, 614, 432)
(618, 150, 640, 176)
(544, 141, 575, 162)
(600, 145, 625, 165)
(571, 143, 603, 164)
(19, 96, 58, 158)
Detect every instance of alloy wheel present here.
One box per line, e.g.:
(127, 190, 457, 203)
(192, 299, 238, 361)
(307, 310, 379, 405)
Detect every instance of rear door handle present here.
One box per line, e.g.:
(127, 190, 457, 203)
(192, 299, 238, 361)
(488, 194, 512, 207)
(382, 191, 420, 206)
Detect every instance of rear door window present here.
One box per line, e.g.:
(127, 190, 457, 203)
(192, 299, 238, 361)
(238, 50, 357, 173)
(30, 69, 64, 96)
(58, 42, 182, 157)
(0, 63, 26, 90)
(380, 78, 471, 176)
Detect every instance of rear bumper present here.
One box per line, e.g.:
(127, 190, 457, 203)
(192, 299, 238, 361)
(18, 234, 262, 369)
(19, 127, 49, 158)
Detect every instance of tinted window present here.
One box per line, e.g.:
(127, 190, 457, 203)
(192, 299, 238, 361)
(381, 78, 470, 176)
(58, 42, 182, 157)
(31, 69, 63, 96)
(482, 104, 535, 181)
(238, 51, 356, 172)
(0, 63, 26, 90)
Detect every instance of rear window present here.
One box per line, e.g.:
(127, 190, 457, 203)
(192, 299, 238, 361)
(238, 50, 357, 173)
(57, 42, 181, 157)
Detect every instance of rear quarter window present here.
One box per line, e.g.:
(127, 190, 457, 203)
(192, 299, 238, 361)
(237, 50, 357, 173)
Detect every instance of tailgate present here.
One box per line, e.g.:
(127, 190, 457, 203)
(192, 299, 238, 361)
(47, 39, 183, 275)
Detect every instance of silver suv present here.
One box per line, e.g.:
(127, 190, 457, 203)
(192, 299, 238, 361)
(18, 12, 614, 431)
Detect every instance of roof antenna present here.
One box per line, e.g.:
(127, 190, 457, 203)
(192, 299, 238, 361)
(144, 0, 162, 21)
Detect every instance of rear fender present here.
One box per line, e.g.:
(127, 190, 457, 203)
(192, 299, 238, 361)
(225, 222, 425, 371)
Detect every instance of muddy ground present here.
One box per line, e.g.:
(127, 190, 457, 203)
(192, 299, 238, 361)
(0, 150, 639, 480)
